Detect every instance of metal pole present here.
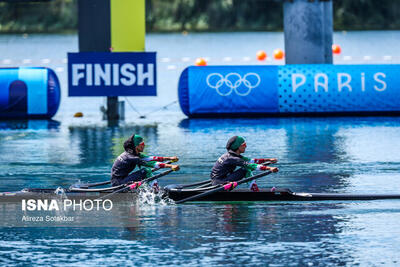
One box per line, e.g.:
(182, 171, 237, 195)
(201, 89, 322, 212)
(107, 96, 119, 122)
(283, 0, 333, 64)
(78, 0, 119, 124)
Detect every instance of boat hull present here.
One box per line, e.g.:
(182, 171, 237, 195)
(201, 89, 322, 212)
(1, 188, 400, 202)
(165, 189, 400, 202)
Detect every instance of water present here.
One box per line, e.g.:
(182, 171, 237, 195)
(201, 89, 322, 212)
(0, 31, 400, 266)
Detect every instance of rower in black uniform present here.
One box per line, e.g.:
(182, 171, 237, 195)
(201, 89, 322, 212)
(111, 134, 179, 187)
(210, 136, 278, 191)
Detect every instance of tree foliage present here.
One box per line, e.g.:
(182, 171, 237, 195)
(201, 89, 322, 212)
(0, 0, 399, 33)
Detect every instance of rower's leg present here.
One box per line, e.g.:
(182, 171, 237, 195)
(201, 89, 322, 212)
(143, 167, 160, 192)
(212, 168, 247, 185)
(244, 170, 260, 192)
(114, 169, 148, 186)
(150, 179, 159, 192)
(249, 180, 260, 192)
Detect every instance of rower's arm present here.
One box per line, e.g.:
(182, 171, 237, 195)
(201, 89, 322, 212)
(144, 161, 180, 171)
(139, 153, 179, 162)
(241, 156, 277, 164)
(162, 163, 180, 171)
(139, 153, 163, 162)
(139, 160, 159, 168)
(242, 156, 251, 162)
(248, 158, 278, 164)
(244, 163, 278, 172)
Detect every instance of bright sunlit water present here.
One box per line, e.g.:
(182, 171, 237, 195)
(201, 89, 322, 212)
(0, 31, 400, 266)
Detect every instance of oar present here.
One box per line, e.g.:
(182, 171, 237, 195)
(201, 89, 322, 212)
(77, 180, 110, 188)
(261, 160, 277, 166)
(165, 180, 211, 190)
(175, 170, 272, 204)
(97, 169, 174, 200)
(78, 160, 174, 188)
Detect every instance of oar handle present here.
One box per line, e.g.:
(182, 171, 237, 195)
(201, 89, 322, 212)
(261, 160, 277, 166)
(175, 171, 272, 204)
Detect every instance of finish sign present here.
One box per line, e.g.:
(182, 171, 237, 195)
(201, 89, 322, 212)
(68, 52, 156, 96)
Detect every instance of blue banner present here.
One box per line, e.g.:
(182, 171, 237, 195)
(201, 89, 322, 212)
(187, 66, 278, 114)
(278, 64, 400, 113)
(178, 64, 400, 116)
(68, 52, 157, 97)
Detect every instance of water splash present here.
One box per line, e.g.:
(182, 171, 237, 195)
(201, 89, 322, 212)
(136, 185, 175, 206)
(70, 180, 82, 188)
(54, 187, 66, 198)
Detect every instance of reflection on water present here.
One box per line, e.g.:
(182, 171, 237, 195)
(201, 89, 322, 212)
(0, 123, 160, 191)
(1, 117, 400, 192)
(1, 31, 400, 265)
(68, 124, 158, 166)
(177, 117, 400, 192)
(2, 200, 400, 266)
(0, 120, 60, 131)
(1, 115, 400, 265)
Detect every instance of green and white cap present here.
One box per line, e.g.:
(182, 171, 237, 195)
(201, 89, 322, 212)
(124, 134, 144, 153)
(132, 134, 144, 146)
(226, 136, 245, 151)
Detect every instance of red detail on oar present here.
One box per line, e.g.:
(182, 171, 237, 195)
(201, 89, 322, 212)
(258, 165, 269, 171)
(129, 181, 142, 190)
(232, 182, 238, 190)
(158, 163, 166, 168)
(254, 158, 268, 164)
(223, 182, 238, 191)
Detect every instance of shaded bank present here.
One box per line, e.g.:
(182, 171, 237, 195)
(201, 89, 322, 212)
(0, 0, 400, 33)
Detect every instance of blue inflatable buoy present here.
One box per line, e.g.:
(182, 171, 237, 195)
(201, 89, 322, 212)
(178, 65, 400, 117)
(0, 67, 61, 119)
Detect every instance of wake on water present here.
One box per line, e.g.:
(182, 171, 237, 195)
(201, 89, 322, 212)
(52, 183, 175, 207)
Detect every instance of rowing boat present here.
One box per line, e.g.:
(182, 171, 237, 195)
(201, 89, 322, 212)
(1, 186, 400, 202)
(165, 187, 400, 202)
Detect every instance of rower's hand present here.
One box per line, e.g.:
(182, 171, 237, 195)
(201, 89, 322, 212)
(171, 164, 180, 171)
(268, 158, 278, 164)
(170, 156, 179, 162)
(269, 167, 279, 173)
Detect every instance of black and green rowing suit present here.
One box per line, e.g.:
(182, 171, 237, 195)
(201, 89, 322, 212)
(210, 150, 269, 185)
(111, 152, 167, 186)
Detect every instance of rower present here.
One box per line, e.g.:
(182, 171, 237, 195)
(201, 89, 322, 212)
(210, 136, 278, 192)
(111, 134, 179, 188)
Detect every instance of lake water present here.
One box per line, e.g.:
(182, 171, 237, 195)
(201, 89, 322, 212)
(0, 31, 400, 266)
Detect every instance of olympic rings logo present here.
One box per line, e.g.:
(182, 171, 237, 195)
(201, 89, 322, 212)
(206, 72, 261, 96)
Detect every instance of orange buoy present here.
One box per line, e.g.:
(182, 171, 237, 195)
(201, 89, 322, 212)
(256, 50, 267, 61)
(273, 49, 285, 60)
(332, 44, 341, 54)
(74, 112, 83, 118)
(195, 58, 207, 66)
